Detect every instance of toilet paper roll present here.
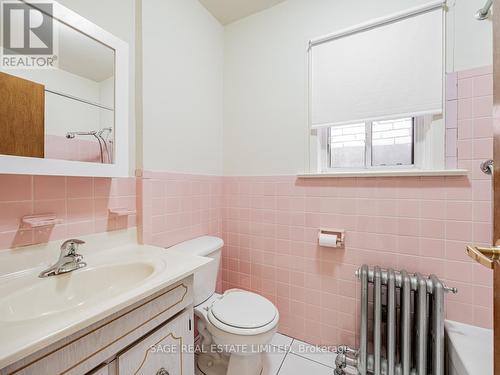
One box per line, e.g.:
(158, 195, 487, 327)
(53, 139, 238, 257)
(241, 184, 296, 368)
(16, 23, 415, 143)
(319, 233, 338, 248)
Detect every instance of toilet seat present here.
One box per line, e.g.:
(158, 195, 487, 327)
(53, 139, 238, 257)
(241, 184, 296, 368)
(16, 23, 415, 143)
(206, 290, 279, 336)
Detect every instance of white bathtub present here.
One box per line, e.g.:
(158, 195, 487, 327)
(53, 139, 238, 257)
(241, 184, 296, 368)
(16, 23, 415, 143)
(445, 320, 492, 375)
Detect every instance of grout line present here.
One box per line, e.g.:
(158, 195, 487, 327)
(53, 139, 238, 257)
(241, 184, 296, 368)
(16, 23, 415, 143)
(287, 350, 337, 370)
(275, 338, 293, 375)
(286, 338, 338, 370)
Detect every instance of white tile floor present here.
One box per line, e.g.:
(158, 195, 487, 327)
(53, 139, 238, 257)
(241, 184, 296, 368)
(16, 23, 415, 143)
(262, 333, 338, 375)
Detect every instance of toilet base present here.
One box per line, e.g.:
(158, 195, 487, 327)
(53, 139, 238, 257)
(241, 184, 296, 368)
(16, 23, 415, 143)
(196, 352, 264, 375)
(196, 353, 228, 375)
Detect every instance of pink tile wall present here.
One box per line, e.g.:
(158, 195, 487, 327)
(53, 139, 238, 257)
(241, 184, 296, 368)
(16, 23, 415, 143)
(0, 175, 137, 251)
(138, 172, 223, 290)
(45, 135, 112, 164)
(221, 66, 494, 347)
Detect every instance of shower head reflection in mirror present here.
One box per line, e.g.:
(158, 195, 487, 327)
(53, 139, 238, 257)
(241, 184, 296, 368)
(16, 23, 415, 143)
(65, 127, 113, 164)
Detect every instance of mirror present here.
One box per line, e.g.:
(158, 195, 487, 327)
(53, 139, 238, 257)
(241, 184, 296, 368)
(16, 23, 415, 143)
(0, 1, 116, 164)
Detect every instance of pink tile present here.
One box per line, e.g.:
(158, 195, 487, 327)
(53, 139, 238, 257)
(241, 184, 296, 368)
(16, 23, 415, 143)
(67, 177, 93, 199)
(457, 140, 472, 160)
(458, 78, 472, 98)
(67, 198, 94, 222)
(473, 74, 493, 97)
(474, 307, 493, 329)
(94, 178, 117, 197)
(444, 261, 472, 282)
(473, 138, 493, 159)
(457, 120, 472, 140)
(446, 157, 457, 169)
(445, 240, 470, 262)
(420, 219, 445, 239)
(0, 175, 32, 202)
(446, 201, 472, 221)
(67, 221, 94, 237)
(34, 199, 66, 220)
(421, 200, 446, 220)
(34, 176, 65, 200)
(473, 222, 491, 243)
(0, 201, 32, 231)
(446, 302, 474, 325)
(446, 177, 472, 201)
(473, 117, 493, 138)
(457, 66, 492, 79)
(473, 96, 493, 118)
(446, 129, 458, 157)
(473, 201, 491, 223)
(446, 101, 458, 128)
(117, 177, 136, 196)
(419, 238, 445, 258)
(34, 224, 66, 244)
(473, 263, 493, 286)
(446, 221, 473, 241)
(457, 98, 472, 120)
(472, 180, 492, 201)
(446, 73, 458, 101)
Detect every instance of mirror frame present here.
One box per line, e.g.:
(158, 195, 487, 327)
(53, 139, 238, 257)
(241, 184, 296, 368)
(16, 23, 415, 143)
(0, 0, 129, 177)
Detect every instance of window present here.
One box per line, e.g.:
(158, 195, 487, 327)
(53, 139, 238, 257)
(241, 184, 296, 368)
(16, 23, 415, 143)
(309, 4, 445, 174)
(325, 117, 415, 170)
(329, 123, 366, 169)
(371, 118, 414, 167)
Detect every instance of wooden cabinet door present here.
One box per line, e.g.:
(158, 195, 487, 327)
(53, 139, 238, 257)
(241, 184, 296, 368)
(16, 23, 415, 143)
(0, 72, 45, 158)
(118, 309, 194, 375)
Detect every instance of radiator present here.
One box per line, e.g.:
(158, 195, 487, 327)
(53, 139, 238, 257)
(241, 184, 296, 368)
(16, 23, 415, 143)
(335, 265, 457, 375)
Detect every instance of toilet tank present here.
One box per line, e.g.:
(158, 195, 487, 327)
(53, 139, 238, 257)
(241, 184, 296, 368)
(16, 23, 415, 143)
(167, 236, 223, 306)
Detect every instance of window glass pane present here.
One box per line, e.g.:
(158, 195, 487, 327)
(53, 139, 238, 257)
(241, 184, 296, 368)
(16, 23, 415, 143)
(329, 123, 366, 168)
(371, 118, 413, 166)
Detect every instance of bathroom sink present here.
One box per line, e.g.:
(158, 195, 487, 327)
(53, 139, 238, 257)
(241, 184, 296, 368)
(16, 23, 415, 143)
(0, 238, 212, 369)
(0, 262, 156, 323)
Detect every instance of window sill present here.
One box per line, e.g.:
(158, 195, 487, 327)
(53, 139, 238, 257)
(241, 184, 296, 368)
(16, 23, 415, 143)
(297, 169, 469, 178)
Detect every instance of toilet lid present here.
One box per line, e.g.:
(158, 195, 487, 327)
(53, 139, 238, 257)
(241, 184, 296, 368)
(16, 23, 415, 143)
(210, 291, 277, 329)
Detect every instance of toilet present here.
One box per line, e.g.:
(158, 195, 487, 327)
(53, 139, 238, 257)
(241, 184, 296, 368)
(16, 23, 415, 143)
(168, 236, 279, 375)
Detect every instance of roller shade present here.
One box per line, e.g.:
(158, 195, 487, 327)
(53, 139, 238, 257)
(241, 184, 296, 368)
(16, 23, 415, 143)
(310, 4, 444, 129)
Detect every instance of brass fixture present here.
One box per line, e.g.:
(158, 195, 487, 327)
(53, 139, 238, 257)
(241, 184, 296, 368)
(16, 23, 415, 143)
(466, 245, 500, 269)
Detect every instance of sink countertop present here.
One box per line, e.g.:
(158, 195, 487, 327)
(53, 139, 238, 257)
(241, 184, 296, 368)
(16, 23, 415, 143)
(445, 320, 493, 375)
(0, 231, 211, 369)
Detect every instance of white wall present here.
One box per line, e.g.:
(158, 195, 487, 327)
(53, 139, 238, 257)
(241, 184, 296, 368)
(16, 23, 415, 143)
(56, 0, 136, 175)
(140, 0, 224, 175)
(223, 0, 493, 176)
(450, 0, 493, 72)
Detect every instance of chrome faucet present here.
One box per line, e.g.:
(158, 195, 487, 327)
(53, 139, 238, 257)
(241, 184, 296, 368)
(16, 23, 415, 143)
(39, 239, 87, 278)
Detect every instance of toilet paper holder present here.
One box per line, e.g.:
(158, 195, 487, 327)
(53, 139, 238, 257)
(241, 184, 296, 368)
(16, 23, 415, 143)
(318, 228, 345, 248)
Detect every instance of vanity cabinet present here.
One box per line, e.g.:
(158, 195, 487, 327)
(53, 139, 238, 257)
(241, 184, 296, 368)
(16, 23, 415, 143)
(88, 364, 109, 375)
(117, 309, 194, 375)
(1, 277, 194, 375)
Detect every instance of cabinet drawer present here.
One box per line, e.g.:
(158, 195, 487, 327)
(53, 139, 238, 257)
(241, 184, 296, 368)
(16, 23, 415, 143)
(4, 278, 193, 375)
(118, 309, 194, 375)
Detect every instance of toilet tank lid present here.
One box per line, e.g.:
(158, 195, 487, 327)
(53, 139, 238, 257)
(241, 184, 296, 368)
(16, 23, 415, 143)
(167, 236, 224, 256)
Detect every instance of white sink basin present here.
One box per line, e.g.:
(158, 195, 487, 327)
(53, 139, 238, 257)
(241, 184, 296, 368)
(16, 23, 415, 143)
(0, 262, 155, 323)
(0, 234, 212, 370)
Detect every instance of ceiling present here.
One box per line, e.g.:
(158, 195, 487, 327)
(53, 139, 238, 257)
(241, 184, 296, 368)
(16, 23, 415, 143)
(198, 0, 287, 25)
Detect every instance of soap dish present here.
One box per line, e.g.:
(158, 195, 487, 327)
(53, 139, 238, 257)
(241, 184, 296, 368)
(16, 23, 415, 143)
(109, 208, 136, 216)
(22, 214, 63, 228)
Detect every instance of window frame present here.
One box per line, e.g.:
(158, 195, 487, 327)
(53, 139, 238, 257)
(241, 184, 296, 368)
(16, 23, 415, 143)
(318, 115, 440, 173)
